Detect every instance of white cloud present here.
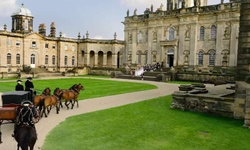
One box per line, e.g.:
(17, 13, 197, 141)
(0, 0, 18, 17)
(93, 36, 104, 39)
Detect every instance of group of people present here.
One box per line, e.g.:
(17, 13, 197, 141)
(15, 77, 34, 92)
(13, 77, 38, 138)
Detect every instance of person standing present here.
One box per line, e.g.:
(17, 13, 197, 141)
(25, 77, 36, 99)
(15, 80, 24, 91)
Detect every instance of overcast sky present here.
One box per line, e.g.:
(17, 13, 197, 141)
(0, 0, 229, 40)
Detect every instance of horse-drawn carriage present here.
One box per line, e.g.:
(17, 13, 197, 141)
(0, 91, 32, 144)
(0, 91, 30, 122)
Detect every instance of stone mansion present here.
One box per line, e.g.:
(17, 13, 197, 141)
(0, 1, 241, 74)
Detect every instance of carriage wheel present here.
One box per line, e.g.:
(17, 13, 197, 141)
(33, 109, 41, 123)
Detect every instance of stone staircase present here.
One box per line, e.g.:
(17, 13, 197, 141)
(29, 68, 62, 77)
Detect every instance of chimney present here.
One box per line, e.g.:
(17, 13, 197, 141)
(38, 23, 46, 36)
(50, 22, 56, 37)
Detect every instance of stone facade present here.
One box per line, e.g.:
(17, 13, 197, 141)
(123, 1, 240, 73)
(0, 4, 125, 73)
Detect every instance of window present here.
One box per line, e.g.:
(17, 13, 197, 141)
(31, 54, 35, 64)
(16, 41, 21, 47)
(64, 56, 68, 66)
(211, 25, 216, 40)
(52, 55, 55, 65)
(32, 41, 36, 48)
(146, 31, 148, 43)
(72, 56, 75, 65)
(52, 44, 56, 49)
(72, 45, 75, 51)
(200, 26, 205, 41)
(45, 43, 49, 49)
(7, 39, 12, 46)
(24, 19, 28, 30)
(65, 44, 68, 50)
(137, 51, 142, 64)
(198, 51, 203, 66)
(45, 55, 48, 65)
(208, 50, 215, 66)
(7, 53, 11, 64)
(16, 54, 20, 64)
(137, 31, 142, 43)
(169, 27, 175, 40)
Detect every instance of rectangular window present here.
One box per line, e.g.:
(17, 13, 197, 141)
(72, 45, 75, 51)
(65, 44, 68, 50)
(7, 39, 12, 46)
(52, 56, 55, 65)
(16, 54, 20, 64)
(45, 43, 49, 49)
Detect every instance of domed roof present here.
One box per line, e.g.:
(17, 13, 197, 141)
(12, 4, 32, 17)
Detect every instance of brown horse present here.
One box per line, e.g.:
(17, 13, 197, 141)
(41, 87, 61, 117)
(60, 83, 84, 109)
(33, 87, 51, 108)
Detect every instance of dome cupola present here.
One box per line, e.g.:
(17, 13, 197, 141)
(11, 4, 34, 34)
(12, 3, 33, 17)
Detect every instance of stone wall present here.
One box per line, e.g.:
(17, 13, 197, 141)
(172, 82, 250, 128)
(177, 73, 235, 83)
(235, 82, 250, 128)
(171, 92, 235, 118)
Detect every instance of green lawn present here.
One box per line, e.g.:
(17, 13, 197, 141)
(42, 95, 250, 150)
(0, 78, 157, 100)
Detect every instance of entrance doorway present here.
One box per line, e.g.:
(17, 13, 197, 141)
(30, 54, 36, 68)
(168, 54, 174, 67)
(166, 49, 174, 67)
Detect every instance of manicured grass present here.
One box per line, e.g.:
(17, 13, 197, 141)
(42, 95, 250, 150)
(0, 78, 157, 100)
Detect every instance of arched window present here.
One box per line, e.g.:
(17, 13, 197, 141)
(7, 53, 11, 64)
(200, 26, 205, 40)
(64, 56, 68, 66)
(211, 25, 216, 40)
(16, 54, 20, 64)
(169, 27, 175, 40)
(31, 54, 35, 64)
(72, 56, 75, 66)
(208, 50, 216, 66)
(52, 55, 55, 65)
(198, 51, 203, 66)
(45, 55, 48, 65)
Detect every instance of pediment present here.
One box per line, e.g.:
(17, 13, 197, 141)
(24, 32, 45, 40)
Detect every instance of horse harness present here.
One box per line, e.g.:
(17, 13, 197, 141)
(17, 106, 35, 126)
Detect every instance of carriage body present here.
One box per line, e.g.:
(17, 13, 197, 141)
(0, 91, 30, 122)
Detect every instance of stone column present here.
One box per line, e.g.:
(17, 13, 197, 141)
(235, 0, 250, 128)
(94, 53, 98, 67)
(103, 53, 107, 67)
(237, 1, 250, 80)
